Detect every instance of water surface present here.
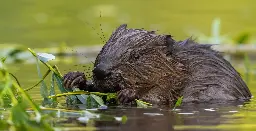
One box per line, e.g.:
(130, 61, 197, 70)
(7, 55, 256, 131)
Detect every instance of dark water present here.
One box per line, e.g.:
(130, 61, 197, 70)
(7, 55, 256, 131)
(38, 99, 256, 131)
(70, 101, 254, 131)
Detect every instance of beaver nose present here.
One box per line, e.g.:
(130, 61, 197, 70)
(93, 64, 110, 80)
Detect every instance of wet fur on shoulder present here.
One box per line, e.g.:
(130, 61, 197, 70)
(172, 39, 251, 102)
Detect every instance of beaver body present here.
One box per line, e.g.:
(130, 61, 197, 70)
(64, 24, 252, 105)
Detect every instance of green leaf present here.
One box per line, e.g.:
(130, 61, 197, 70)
(86, 94, 100, 108)
(50, 72, 56, 96)
(71, 88, 88, 105)
(66, 95, 78, 105)
(49, 72, 57, 107)
(0, 59, 54, 130)
(173, 96, 183, 109)
(75, 94, 88, 105)
(135, 99, 152, 108)
(11, 103, 30, 127)
(11, 102, 53, 131)
(12, 79, 41, 114)
(71, 88, 106, 107)
(36, 59, 48, 99)
(1, 94, 12, 108)
(53, 72, 68, 93)
(106, 93, 117, 101)
(86, 95, 92, 108)
(90, 94, 105, 106)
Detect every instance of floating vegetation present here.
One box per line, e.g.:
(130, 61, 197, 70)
(135, 99, 153, 108)
(0, 48, 131, 130)
(0, 56, 54, 130)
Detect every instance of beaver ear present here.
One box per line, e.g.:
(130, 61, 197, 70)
(116, 24, 127, 31)
(106, 24, 127, 43)
(178, 37, 194, 46)
(166, 35, 175, 45)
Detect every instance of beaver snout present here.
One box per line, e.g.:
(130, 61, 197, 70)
(93, 63, 111, 80)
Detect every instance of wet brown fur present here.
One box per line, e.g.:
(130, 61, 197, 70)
(64, 24, 252, 105)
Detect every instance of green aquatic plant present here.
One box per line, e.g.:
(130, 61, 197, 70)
(27, 48, 154, 108)
(0, 57, 54, 131)
(0, 50, 129, 130)
(135, 99, 153, 108)
(27, 48, 65, 108)
(173, 96, 183, 110)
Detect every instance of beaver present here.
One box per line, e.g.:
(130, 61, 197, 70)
(63, 24, 252, 105)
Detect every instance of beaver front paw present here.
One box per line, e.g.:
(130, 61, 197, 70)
(117, 88, 138, 104)
(63, 71, 87, 90)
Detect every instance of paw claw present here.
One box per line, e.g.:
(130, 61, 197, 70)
(63, 71, 87, 90)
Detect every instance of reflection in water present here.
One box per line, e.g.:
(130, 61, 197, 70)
(178, 101, 245, 125)
(53, 101, 250, 131)
(113, 101, 245, 131)
(105, 107, 174, 131)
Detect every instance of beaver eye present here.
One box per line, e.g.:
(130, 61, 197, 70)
(116, 73, 121, 77)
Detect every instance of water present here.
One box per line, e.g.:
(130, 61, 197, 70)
(6, 55, 256, 131)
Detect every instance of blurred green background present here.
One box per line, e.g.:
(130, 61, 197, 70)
(1, 0, 255, 48)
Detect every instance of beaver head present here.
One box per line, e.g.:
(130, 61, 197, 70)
(92, 24, 188, 104)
